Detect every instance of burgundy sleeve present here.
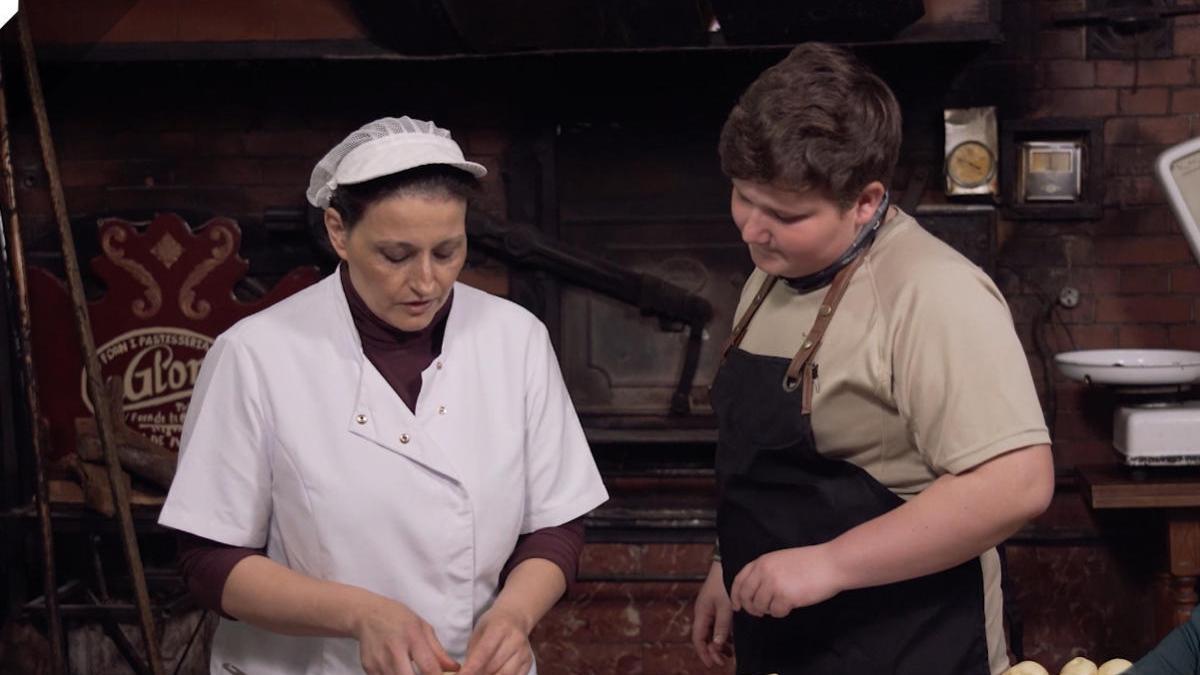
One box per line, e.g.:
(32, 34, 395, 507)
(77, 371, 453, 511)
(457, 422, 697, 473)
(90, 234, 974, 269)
(498, 517, 586, 593)
(176, 532, 265, 618)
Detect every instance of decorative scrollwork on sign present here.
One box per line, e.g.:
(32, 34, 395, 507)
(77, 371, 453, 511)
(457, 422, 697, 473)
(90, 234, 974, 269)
(179, 224, 235, 320)
(101, 227, 163, 319)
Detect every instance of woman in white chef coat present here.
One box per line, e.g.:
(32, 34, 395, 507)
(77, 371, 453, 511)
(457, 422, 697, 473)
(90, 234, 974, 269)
(159, 116, 608, 675)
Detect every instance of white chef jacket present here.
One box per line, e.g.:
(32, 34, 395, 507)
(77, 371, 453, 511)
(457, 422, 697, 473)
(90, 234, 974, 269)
(159, 272, 609, 675)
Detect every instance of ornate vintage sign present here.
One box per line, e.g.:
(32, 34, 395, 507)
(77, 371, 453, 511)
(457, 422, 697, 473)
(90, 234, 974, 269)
(29, 213, 320, 459)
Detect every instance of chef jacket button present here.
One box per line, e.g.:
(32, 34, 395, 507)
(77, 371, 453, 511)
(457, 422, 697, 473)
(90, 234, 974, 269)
(438, 405, 447, 415)
(399, 433, 410, 444)
(355, 414, 367, 424)
(435, 361, 444, 370)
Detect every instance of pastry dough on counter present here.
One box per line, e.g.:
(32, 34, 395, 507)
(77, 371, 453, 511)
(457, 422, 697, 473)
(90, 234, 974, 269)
(1002, 656, 1131, 675)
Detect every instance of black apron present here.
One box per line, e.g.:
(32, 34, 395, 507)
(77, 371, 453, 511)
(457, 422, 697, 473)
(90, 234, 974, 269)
(711, 255, 991, 675)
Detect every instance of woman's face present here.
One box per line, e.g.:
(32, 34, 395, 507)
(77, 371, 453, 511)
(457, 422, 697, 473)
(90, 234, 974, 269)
(731, 179, 884, 278)
(325, 192, 467, 332)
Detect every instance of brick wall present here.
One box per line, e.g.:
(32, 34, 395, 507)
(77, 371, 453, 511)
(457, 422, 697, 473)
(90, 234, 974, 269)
(948, 0, 1200, 667)
(9, 0, 1200, 672)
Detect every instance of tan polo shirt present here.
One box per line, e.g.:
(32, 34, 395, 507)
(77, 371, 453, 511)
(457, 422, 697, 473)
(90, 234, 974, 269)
(733, 208, 1050, 675)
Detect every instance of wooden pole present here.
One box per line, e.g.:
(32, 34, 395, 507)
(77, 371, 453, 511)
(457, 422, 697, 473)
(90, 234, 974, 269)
(0, 39, 65, 675)
(15, 8, 165, 674)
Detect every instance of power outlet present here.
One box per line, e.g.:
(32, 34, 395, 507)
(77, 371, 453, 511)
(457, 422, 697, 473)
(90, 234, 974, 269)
(1058, 286, 1080, 309)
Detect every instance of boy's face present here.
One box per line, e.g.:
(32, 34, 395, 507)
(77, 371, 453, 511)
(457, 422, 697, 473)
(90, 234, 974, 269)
(731, 179, 885, 278)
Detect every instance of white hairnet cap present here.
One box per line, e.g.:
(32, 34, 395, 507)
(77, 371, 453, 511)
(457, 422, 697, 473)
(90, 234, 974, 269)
(306, 116, 488, 208)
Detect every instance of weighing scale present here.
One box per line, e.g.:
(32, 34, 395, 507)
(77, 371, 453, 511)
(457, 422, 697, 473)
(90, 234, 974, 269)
(1051, 137, 1200, 465)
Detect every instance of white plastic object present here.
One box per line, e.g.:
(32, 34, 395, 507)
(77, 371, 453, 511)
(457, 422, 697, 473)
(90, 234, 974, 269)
(1054, 349, 1200, 387)
(1156, 137, 1200, 267)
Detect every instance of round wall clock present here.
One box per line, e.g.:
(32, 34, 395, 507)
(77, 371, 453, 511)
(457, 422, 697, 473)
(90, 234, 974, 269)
(946, 140, 996, 189)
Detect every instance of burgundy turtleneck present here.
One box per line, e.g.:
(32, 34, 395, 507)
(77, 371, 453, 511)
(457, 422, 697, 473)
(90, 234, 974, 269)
(177, 266, 585, 616)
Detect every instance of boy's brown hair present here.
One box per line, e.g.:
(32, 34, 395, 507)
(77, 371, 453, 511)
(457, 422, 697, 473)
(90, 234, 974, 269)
(719, 42, 902, 208)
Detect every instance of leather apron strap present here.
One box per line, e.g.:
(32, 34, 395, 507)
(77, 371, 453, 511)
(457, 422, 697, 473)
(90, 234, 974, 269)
(721, 252, 869, 415)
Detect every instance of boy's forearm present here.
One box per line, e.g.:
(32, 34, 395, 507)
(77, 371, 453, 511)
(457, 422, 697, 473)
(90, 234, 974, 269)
(826, 443, 1053, 592)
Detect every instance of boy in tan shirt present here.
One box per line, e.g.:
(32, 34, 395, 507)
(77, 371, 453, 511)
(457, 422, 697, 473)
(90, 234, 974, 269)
(690, 43, 1054, 675)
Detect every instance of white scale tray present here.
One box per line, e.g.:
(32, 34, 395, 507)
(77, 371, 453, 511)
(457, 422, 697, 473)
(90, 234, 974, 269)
(1054, 349, 1200, 387)
(1055, 349, 1200, 465)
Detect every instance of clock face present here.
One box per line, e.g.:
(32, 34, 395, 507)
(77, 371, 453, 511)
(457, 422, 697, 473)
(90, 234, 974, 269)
(946, 140, 996, 188)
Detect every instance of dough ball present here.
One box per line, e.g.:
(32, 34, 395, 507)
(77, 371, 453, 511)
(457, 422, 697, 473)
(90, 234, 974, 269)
(1005, 661, 1051, 675)
(1097, 659, 1133, 675)
(1060, 657, 1098, 675)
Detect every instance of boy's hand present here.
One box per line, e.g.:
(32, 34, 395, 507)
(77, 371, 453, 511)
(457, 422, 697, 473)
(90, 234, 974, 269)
(691, 561, 734, 667)
(729, 545, 843, 618)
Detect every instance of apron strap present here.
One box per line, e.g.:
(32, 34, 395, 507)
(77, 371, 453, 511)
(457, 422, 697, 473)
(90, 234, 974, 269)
(720, 274, 779, 361)
(784, 251, 869, 414)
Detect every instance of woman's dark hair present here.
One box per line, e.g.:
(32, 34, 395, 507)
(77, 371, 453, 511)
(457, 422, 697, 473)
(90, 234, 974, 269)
(328, 164, 481, 228)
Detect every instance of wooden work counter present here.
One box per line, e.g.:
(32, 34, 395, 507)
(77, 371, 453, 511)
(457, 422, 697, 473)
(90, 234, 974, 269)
(1078, 464, 1200, 640)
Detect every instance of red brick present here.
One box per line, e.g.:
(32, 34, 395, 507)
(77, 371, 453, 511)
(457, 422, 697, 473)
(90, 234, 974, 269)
(1120, 267, 1170, 293)
(532, 641, 644, 675)
(100, 1, 179, 42)
(1094, 236, 1195, 265)
(1095, 294, 1192, 322)
(259, 158, 312, 186)
(1118, 324, 1171, 348)
(464, 128, 510, 156)
(1034, 88, 1118, 117)
(642, 643, 733, 675)
(1075, 267, 1122, 293)
(173, 158, 263, 186)
(244, 186, 306, 212)
(1042, 59, 1096, 88)
(1169, 324, 1200, 349)
(1176, 25, 1200, 55)
(1053, 440, 1121, 467)
(243, 131, 325, 158)
(580, 544, 643, 576)
(175, 0, 278, 42)
(1097, 205, 1179, 235)
(1177, 6, 1200, 28)
(1096, 60, 1136, 87)
(1171, 88, 1200, 113)
(1104, 117, 1139, 144)
(1054, 410, 1108, 442)
(1118, 87, 1170, 115)
(104, 186, 252, 216)
(1006, 295, 1048, 326)
(1172, 266, 1200, 292)
(1064, 324, 1120, 350)
(643, 544, 713, 576)
(1136, 58, 1193, 86)
(196, 133, 245, 157)
(273, 0, 363, 40)
(1139, 115, 1193, 144)
(538, 590, 642, 642)
(1104, 176, 1164, 206)
(59, 160, 124, 188)
(1105, 145, 1159, 176)
(1036, 29, 1085, 59)
(93, 131, 196, 159)
(459, 263, 510, 297)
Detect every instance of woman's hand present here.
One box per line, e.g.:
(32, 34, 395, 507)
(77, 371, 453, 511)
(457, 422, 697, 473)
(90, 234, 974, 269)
(353, 595, 459, 675)
(729, 545, 843, 618)
(691, 561, 734, 667)
(458, 606, 532, 675)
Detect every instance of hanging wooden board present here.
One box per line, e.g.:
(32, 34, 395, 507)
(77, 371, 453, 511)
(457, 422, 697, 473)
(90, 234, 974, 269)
(28, 212, 319, 462)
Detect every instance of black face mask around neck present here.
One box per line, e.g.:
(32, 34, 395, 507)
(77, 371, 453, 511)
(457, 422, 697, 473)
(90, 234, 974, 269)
(783, 191, 890, 293)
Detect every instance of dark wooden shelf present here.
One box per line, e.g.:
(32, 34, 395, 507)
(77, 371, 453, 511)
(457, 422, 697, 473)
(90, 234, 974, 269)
(33, 22, 1002, 64)
(1078, 463, 1200, 509)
